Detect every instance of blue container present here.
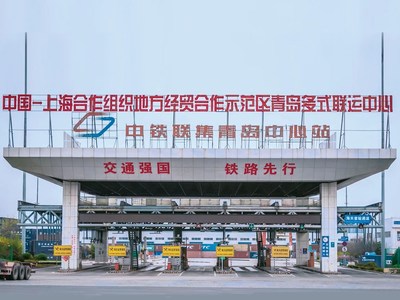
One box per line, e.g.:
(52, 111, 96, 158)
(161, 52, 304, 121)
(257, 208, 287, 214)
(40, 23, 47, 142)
(33, 240, 60, 260)
(250, 252, 258, 258)
(202, 244, 216, 251)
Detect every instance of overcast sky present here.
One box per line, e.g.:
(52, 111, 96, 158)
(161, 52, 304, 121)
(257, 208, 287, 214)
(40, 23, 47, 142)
(0, 0, 399, 218)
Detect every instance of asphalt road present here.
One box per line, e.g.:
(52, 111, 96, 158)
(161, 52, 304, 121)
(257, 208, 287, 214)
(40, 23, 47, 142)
(2, 263, 399, 300)
(1, 286, 399, 300)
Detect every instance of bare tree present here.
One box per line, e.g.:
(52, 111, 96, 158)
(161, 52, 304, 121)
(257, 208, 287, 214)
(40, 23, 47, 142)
(346, 240, 380, 258)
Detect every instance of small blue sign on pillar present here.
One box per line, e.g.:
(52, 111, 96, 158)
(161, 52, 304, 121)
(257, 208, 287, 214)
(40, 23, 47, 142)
(321, 236, 329, 257)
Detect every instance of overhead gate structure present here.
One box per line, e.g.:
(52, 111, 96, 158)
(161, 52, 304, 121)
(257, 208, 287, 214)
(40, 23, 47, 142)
(4, 147, 397, 273)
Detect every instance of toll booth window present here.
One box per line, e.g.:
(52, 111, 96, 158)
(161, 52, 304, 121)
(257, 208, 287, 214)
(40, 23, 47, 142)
(216, 238, 223, 241)
(192, 238, 201, 240)
(397, 231, 400, 241)
(155, 237, 164, 240)
(167, 238, 174, 240)
(240, 238, 250, 241)
(228, 238, 237, 241)
(204, 238, 213, 241)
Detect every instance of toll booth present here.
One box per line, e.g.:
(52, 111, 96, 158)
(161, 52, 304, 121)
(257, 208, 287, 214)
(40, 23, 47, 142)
(215, 245, 234, 272)
(265, 248, 272, 268)
(216, 256, 230, 270)
(164, 245, 188, 271)
(180, 246, 189, 270)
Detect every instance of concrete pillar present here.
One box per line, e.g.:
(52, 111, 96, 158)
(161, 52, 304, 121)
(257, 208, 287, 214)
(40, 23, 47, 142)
(94, 231, 108, 263)
(320, 182, 338, 273)
(21, 227, 26, 253)
(295, 232, 309, 266)
(61, 181, 81, 270)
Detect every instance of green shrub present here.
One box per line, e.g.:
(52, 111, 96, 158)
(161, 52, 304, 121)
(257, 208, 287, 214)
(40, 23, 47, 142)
(348, 265, 358, 269)
(360, 262, 377, 270)
(34, 253, 48, 261)
(22, 252, 33, 261)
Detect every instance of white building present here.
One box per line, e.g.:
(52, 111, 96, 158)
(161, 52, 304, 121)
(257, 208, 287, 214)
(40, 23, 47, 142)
(385, 217, 400, 250)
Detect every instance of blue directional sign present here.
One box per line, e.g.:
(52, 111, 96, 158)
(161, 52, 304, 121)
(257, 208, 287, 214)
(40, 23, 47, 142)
(339, 236, 349, 242)
(321, 236, 329, 257)
(344, 214, 372, 225)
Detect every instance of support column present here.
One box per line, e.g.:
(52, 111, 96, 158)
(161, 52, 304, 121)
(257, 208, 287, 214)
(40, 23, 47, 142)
(61, 181, 81, 270)
(94, 231, 108, 263)
(320, 182, 338, 273)
(295, 232, 309, 266)
(21, 227, 27, 253)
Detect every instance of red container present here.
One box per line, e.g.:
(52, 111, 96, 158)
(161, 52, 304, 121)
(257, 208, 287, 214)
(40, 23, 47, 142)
(233, 244, 249, 252)
(155, 245, 163, 252)
(234, 251, 249, 258)
(250, 245, 258, 252)
(201, 251, 216, 258)
(187, 251, 202, 258)
(185, 244, 201, 251)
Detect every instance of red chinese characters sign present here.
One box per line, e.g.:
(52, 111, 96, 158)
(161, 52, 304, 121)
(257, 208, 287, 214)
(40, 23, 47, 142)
(2, 94, 393, 113)
(225, 162, 297, 176)
(104, 162, 171, 175)
(103, 161, 296, 176)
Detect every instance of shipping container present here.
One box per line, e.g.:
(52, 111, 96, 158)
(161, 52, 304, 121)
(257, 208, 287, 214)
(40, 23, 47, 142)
(31, 240, 61, 260)
(146, 244, 155, 252)
(201, 251, 216, 258)
(250, 252, 258, 259)
(185, 244, 202, 251)
(234, 251, 249, 258)
(233, 244, 249, 252)
(202, 244, 217, 251)
(250, 245, 258, 252)
(155, 245, 163, 252)
(187, 251, 202, 258)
